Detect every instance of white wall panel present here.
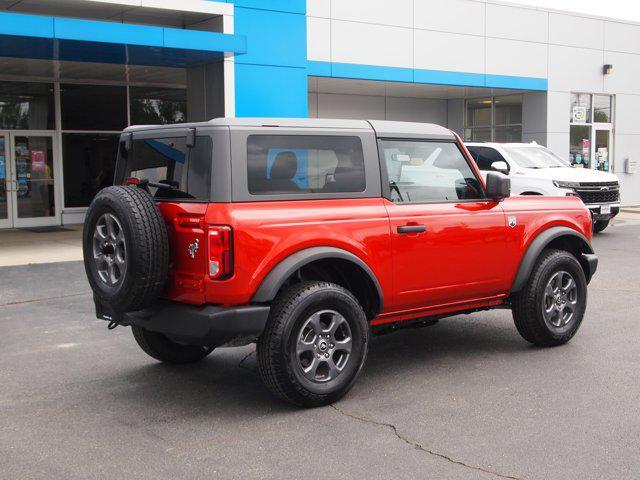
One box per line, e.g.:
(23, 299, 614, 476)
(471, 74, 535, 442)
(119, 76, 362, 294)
(604, 52, 640, 95)
(331, 20, 412, 68)
(486, 4, 548, 43)
(316, 93, 386, 119)
(548, 45, 604, 93)
(414, 0, 485, 36)
(331, 0, 412, 28)
(385, 97, 447, 123)
(612, 134, 640, 205)
(613, 95, 640, 135)
(307, 17, 331, 62)
(414, 30, 484, 74)
(486, 38, 547, 78)
(549, 13, 604, 50)
(546, 132, 570, 160)
(307, 0, 330, 18)
(546, 90, 570, 133)
(604, 21, 640, 55)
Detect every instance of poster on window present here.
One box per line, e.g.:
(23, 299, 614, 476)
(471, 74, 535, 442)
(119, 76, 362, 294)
(31, 151, 46, 172)
(572, 106, 587, 123)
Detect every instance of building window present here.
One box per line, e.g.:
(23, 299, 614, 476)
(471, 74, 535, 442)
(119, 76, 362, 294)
(569, 93, 614, 171)
(464, 95, 522, 142)
(0, 81, 55, 130)
(130, 87, 187, 125)
(61, 84, 127, 131)
(62, 133, 120, 208)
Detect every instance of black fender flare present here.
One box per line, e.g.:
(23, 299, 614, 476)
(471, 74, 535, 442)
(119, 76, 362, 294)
(251, 246, 384, 311)
(510, 226, 596, 293)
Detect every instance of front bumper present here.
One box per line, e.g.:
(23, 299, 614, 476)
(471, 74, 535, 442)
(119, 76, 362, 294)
(95, 298, 270, 347)
(586, 203, 620, 221)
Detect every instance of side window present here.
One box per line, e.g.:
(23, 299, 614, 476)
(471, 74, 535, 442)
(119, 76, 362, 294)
(474, 147, 509, 172)
(382, 140, 484, 203)
(247, 135, 365, 195)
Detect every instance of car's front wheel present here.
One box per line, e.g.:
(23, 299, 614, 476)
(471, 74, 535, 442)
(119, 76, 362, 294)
(511, 249, 587, 347)
(257, 281, 369, 407)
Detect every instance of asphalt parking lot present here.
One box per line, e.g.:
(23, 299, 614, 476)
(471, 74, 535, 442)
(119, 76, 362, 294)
(2, 221, 640, 480)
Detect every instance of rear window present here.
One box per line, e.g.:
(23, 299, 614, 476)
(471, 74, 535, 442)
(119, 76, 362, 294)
(247, 135, 366, 195)
(116, 135, 212, 201)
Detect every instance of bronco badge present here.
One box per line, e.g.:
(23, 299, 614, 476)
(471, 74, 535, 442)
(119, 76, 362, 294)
(188, 239, 199, 259)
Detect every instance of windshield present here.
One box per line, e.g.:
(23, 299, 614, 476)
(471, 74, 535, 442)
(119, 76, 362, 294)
(504, 146, 572, 169)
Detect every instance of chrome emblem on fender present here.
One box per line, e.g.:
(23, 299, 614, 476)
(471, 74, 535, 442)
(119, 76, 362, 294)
(188, 239, 199, 259)
(508, 216, 517, 228)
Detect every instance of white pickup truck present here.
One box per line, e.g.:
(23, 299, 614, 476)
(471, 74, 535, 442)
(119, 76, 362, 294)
(466, 142, 620, 233)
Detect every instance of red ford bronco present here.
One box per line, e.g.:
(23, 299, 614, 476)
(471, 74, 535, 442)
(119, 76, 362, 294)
(83, 118, 597, 407)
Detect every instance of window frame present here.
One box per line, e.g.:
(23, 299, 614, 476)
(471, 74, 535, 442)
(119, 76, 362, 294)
(377, 137, 489, 205)
(230, 127, 381, 203)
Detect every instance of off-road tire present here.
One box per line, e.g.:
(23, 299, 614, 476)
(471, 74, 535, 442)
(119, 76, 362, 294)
(83, 185, 168, 313)
(131, 326, 214, 364)
(593, 219, 610, 233)
(257, 281, 369, 408)
(512, 249, 587, 347)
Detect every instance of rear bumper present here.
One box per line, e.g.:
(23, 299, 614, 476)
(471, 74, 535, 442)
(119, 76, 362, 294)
(95, 298, 270, 347)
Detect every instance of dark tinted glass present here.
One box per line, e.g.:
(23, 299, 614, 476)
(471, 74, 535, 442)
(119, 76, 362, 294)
(61, 84, 127, 131)
(130, 87, 187, 125)
(247, 135, 365, 195)
(0, 81, 54, 130)
(116, 136, 211, 201)
(62, 133, 119, 208)
(472, 147, 508, 171)
(382, 140, 483, 203)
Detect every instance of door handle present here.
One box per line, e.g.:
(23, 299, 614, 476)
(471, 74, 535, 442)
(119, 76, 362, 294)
(397, 224, 426, 234)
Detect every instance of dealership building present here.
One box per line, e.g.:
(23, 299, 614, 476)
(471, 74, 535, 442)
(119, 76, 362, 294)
(0, 0, 638, 229)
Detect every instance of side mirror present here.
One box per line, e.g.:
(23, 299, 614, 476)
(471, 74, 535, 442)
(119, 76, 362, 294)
(491, 160, 509, 175)
(485, 171, 510, 201)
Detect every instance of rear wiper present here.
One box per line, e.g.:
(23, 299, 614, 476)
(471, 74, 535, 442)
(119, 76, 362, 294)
(138, 178, 179, 190)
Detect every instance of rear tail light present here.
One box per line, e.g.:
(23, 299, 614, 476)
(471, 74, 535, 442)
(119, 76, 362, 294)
(208, 226, 233, 279)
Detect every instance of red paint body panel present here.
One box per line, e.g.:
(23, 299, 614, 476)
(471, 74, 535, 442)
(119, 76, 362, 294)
(154, 134, 593, 326)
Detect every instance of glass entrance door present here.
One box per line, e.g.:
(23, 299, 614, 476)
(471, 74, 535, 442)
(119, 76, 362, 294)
(0, 133, 11, 228)
(1, 132, 59, 228)
(593, 128, 612, 172)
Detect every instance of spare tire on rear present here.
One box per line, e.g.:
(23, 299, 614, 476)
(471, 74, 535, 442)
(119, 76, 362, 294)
(83, 185, 169, 313)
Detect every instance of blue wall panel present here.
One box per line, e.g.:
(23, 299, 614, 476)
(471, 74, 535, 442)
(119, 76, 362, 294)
(232, 0, 308, 117)
(235, 64, 308, 117)
(234, 7, 306, 68)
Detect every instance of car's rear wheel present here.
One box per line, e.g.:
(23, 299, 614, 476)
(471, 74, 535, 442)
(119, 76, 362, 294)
(512, 249, 587, 346)
(593, 219, 610, 233)
(131, 326, 214, 364)
(257, 281, 369, 407)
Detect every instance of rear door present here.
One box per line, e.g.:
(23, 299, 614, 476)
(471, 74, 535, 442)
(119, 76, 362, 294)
(380, 138, 508, 311)
(115, 129, 214, 302)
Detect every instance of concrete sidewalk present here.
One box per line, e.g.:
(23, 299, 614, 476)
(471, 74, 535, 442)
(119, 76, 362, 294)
(0, 225, 83, 267)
